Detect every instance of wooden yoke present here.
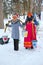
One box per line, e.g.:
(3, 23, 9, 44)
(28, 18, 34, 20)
(17, 19, 23, 23)
(4, 20, 11, 32)
(4, 19, 23, 32)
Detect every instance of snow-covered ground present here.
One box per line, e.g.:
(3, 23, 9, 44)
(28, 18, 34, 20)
(0, 15, 43, 65)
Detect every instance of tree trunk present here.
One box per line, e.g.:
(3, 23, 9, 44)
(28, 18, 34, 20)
(0, 0, 4, 29)
(27, 0, 33, 12)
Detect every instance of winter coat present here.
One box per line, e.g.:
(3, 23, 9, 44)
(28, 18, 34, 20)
(25, 16, 39, 26)
(8, 20, 23, 39)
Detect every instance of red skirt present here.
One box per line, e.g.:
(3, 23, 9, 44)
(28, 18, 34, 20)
(24, 42, 32, 48)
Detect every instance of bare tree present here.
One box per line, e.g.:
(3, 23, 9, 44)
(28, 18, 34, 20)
(0, 0, 4, 29)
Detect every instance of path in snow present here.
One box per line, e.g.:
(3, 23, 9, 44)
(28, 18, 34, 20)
(0, 19, 43, 65)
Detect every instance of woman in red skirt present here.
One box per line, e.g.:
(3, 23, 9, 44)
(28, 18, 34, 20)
(24, 12, 37, 49)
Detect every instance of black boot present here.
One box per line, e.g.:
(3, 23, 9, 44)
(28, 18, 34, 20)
(14, 39, 19, 51)
(31, 46, 33, 49)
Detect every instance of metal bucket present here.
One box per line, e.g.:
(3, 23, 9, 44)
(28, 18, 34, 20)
(0, 36, 9, 45)
(22, 30, 28, 37)
(32, 40, 37, 48)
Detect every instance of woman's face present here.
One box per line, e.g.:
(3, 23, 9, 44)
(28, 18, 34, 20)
(12, 15, 18, 22)
(13, 18, 17, 21)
